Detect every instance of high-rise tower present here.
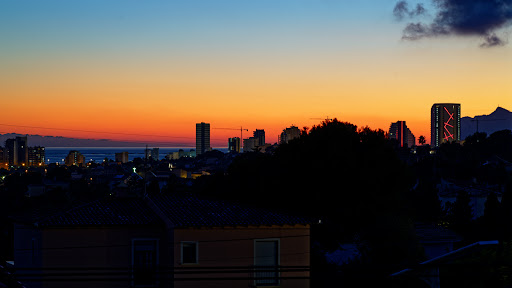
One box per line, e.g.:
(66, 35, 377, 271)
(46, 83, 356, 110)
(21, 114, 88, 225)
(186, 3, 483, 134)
(431, 103, 461, 147)
(228, 137, 240, 153)
(389, 121, 415, 148)
(253, 129, 265, 146)
(196, 122, 211, 156)
(4, 136, 29, 166)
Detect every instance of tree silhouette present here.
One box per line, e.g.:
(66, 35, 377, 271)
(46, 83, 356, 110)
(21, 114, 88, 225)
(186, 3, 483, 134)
(418, 135, 426, 146)
(200, 118, 420, 279)
(450, 190, 473, 235)
(481, 191, 502, 240)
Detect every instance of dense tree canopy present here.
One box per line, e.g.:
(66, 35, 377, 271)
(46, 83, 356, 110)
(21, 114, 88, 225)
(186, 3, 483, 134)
(195, 119, 422, 281)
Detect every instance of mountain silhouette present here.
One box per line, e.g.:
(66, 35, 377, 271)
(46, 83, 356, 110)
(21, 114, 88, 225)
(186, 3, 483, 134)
(461, 107, 512, 140)
(0, 133, 157, 147)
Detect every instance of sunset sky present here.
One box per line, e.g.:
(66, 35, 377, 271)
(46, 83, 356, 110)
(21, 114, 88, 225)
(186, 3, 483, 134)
(1, 0, 511, 147)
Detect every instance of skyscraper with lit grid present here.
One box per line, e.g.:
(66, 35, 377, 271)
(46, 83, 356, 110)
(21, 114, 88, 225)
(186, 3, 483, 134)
(431, 103, 461, 147)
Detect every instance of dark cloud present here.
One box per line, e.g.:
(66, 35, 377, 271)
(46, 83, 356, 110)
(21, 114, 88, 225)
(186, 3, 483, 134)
(393, 1, 427, 20)
(395, 0, 512, 47)
(481, 33, 506, 47)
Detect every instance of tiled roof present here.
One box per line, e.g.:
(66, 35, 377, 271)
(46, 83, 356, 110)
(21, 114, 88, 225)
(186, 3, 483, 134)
(37, 198, 162, 227)
(151, 193, 312, 227)
(34, 193, 312, 228)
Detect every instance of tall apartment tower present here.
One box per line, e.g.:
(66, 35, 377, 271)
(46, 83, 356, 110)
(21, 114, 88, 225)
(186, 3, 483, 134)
(4, 136, 29, 166)
(389, 121, 415, 148)
(253, 129, 265, 146)
(228, 137, 241, 153)
(279, 126, 301, 144)
(196, 122, 211, 156)
(431, 103, 461, 147)
(4, 139, 18, 166)
(28, 146, 45, 166)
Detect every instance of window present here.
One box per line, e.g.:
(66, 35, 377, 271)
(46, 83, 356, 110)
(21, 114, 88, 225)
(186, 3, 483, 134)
(181, 242, 198, 264)
(132, 239, 159, 287)
(254, 239, 279, 286)
(31, 238, 38, 264)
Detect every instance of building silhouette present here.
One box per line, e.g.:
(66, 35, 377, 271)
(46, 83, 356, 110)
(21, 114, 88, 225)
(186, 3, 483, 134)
(65, 150, 86, 167)
(196, 122, 211, 156)
(115, 151, 129, 163)
(253, 129, 265, 146)
(28, 146, 45, 166)
(389, 121, 415, 148)
(4, 136, 29, 166)
(242, 129, 266, 152)
(431, 103, 461, 147)
(144, 148, 160, 161)
(228, 137, 240, 153)
(243, 137, 259, 152)
(279, 126, 301, 144)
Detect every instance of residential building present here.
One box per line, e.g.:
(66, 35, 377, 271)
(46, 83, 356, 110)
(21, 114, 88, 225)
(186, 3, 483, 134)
(144, 148, 160, 160)
(167, 149, 193, 160)
(196, 122, 211, 156)
(243, 137, 259, 152)
(389, 121, 416, 148)
(228, 137, 240, 153)
(4, 136, 28, 166)
(431, 103, 461, 147)
(279, 126, 301, 144)
(115, 151, 129, 163)
(152, 148, 159, 161)
(28, 146, 45, 166)
(0, 147, 4, 165)
(253, 129, 265, 146)
(64, 150, 86, 167)
(14, 193, 313, 288)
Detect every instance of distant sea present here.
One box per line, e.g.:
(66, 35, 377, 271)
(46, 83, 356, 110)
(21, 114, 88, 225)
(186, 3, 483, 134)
(44, 147, 229, 164)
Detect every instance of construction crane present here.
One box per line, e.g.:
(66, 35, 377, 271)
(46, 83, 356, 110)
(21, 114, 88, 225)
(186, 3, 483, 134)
(310, 116, 333, 122)
(213, 126, 249, 140)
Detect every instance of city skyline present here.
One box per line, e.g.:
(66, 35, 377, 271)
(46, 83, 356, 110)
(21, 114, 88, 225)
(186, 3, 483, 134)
(1, 1, 511, 146)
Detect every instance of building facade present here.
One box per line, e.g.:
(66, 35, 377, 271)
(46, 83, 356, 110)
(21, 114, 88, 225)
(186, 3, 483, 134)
(14, 194, 312, 288)
(228, 137, 240, 153)
(28, 146, 45, 166)
(196, 122, 211, 156)
(115, 151, 129, 163)
(279, 126, 301, 144)
(4, 136, 29, 166)
(389, 121, 416, 148)
(431, 103, 461, 147)
(253, 129, 265, 146)
(64, 150, 86, 167)
(243, 137, 259, 152)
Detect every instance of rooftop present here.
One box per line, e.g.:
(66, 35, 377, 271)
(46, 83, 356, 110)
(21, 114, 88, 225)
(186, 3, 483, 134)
(28, 193, 312, 228)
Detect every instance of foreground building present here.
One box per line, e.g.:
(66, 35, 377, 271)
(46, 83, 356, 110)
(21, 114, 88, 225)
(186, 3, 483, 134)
(431, 103, 461, 147)
(14, 193, 313, 288)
